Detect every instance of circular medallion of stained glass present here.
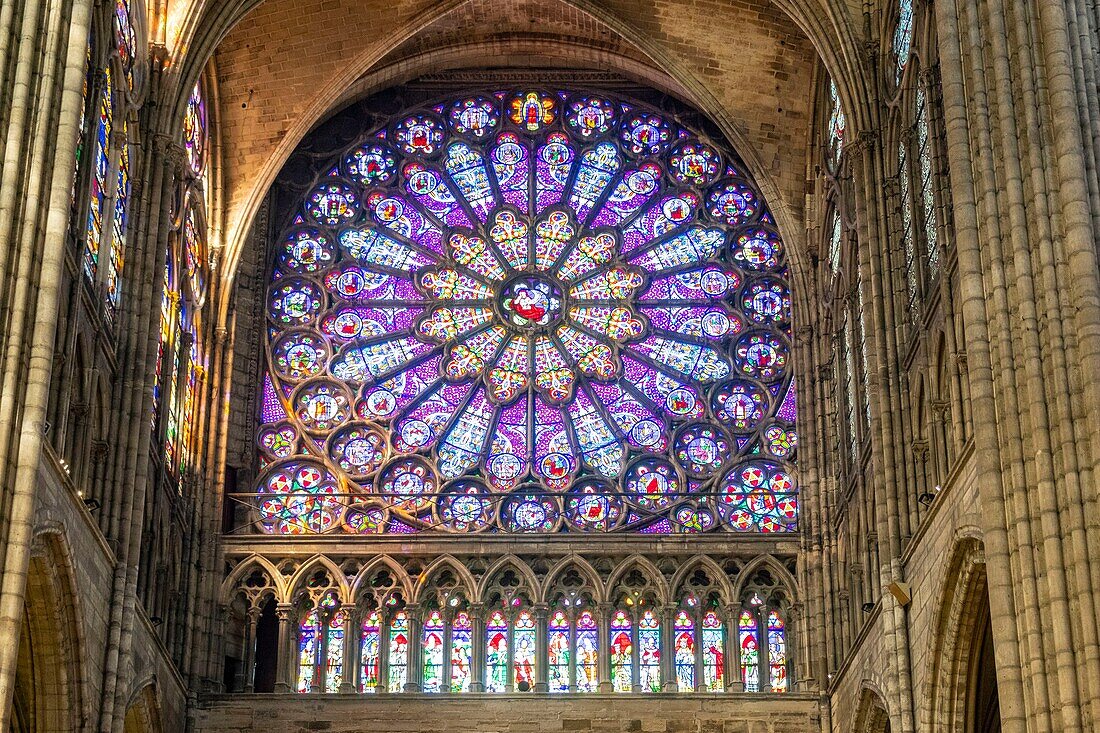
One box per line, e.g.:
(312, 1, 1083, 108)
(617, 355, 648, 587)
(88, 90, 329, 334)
(437, 480, 493, 532)
(742, 278, 791, 325)
(273, 330, 329, 381)
(669, 141, 721, 186)
(449, 96, 500, 139)
(258, 423, 298, 459)
(624, 457, 681, 511)
(673, 423, 730, 477)
(280, 228, 335, 274)
(732, 227, 784, 270)
(292, 379, 351, 433)
(707, 180, 759, 226)
(257, 460, 342, 534)
(255, 89, 797, 534)
(717, 460, 798, 532)
(345, 143, 397, 186)
(498, 274, 565, 330)
(734, 332, 789, 382)
(378, 456, 437, 514)
(328, 423, 387, 477)
(565, 95, 616, 139)
(306, 180, 359, 226)
(502, 491, 561, 532)
(565, 480, 623, 532)
(268, 279, 324, 326)
(711, 380, 770, 434)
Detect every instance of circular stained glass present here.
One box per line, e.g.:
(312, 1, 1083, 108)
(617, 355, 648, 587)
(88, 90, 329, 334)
(306, 180, 359, 226)
(268, 279, 324, 326)
(328, 423, 387, 477)
(673, 424, 730, 477)
(502, 491, 561, 532)
(712, 380, 770, 433)
(256, 89, 797, 534)
(345, 143, 398, 186)
(273, 330, 330, 381)
(293, 379, 351, 432)
(257, 460, 342, 534)
(565, 480, 623, 532)
(437, 480, 493, 532)
(279, 228, 335, 274)
(707, 180, 759, 226)
(669, 141, 721, 186)
(258, 423, 298, 459)
(732, 226, 784, 270)
(449, 96, 500, 139)
(378, 457, 437, 514)
(624, 457, 681, 511)
(717, 460, 798, 533)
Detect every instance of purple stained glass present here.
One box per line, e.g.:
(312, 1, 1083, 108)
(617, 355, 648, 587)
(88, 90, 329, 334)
(256, 89, 796, 534)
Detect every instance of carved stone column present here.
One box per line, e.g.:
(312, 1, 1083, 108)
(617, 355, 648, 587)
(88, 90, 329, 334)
(242, 606, 261, 693)
(274, 604, 294, 693)
(596, 603, 613, 693)
(468, 603, 486, 692)
(404, 604, 422, 692)
(533, 603, 549, 692)
(724, 603, 743, 692)
(660, 604, 677, 692)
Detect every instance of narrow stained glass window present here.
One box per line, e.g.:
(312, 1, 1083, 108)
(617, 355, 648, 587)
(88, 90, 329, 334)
(739, 610, 759, 692)
(84, 69, 112, 281)
(894, 0, 915, 80)
(325, 609, 346, 693)
(674, 610, 696, 691)
(827, 79, 846, 167)
(486, 611, 509, 692)
(702, 611, 725, 691)
(450, 611, 473, 692)
(576, 610, 599, 692)
(915, 88, 939, 278)
(297, 609, 321, 693)
(105, 123, 129, 318)
(610, 611, 633, 693)
(548, 611, 570, 692)
(421, 610, 445, 692)
(767, 610, 788, 693)
(513, 610, 537, 689)
(360, 611, 381, 692)
(388, 611, 409, 692)
(639, 610, 661, 692)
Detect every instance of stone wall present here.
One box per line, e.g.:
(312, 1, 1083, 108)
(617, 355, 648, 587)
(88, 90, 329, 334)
(192, 693, 820, 733)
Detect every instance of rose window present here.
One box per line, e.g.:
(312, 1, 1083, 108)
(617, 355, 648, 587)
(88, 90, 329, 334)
(256, 89, 798, 534)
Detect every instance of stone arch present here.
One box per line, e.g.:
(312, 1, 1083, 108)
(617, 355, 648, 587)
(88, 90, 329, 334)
(606, 554, 669, 606)
(163, 0, 859, 325)
(12, 527, 87, 732)
(286, 554, 351, 606)
(853, 683, 891, 733)
(350, 554, 415, 606)
(220, 554, 285, 605)
(669, 555, 735, 606)
(477, 555, 539, 605)
(922, 532, 993, 733)
(122, 681, 162, 733)
(734, 554, 798, 602)
(413, 555, 478, 607)
(541, 555, 605, 605)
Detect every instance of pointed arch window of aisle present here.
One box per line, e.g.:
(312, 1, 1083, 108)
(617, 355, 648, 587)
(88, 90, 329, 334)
(153, 79, 212, 483)
(890, 0, 950, 321)
(251, 89, 801, 536)
(73, 0, 144, 324)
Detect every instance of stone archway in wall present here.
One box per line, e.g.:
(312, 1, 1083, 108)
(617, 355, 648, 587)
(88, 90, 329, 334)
(853, 685, 891, 733)
(924, 535, 1001, 733)
(123, 684, 163, 733)
(10, 530, 85, 733)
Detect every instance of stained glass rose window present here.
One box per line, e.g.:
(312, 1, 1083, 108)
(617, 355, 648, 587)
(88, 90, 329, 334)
(255, 90, 797, 534)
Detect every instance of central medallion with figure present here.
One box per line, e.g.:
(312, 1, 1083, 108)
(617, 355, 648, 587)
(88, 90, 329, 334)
(499, 274, 565, 330)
